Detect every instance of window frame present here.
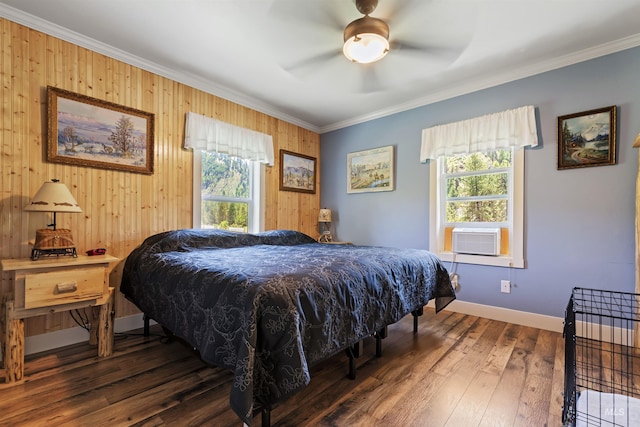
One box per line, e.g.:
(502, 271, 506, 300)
(192, 150, 265, 233)
(429, 147, 525, 268)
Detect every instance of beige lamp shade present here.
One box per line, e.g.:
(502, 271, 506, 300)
(318, 209, 332, 223)
(25, 180, 82, 258)
(25, 180, 82, 213)
(25, 179, 82, 232)
(634, 131, 640, 148)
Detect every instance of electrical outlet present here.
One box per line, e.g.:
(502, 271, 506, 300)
(501, 280, 511, 294)
(450, 273, 459, 291)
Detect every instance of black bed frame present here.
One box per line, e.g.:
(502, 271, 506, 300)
(142, 306, 425, 426)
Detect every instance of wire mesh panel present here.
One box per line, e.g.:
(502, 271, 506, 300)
(563, 287, 640, 426)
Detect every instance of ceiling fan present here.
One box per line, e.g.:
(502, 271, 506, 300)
(271, 0, 467, 92)
(343, 0, 390, 64)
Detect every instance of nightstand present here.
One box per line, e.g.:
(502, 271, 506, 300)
(0, 254, 119, 384)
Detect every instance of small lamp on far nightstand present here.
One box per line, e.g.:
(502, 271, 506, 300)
(25, 179, 83, 260)
(318, 208, 333, 242)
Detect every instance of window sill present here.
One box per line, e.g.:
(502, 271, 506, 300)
(436, 252, 524, 268)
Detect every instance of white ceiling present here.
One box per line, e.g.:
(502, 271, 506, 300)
(2, 0, 640, 133)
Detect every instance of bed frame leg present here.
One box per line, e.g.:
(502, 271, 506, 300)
(375, 333, 382, 357)
(143, 314, 150, 337)
(262, 407, 270, 427)
(345, 347, 356, 380)
(352, 341, 360, 358)
(412, 307, 424, 334)
(374, 327, 387, 357)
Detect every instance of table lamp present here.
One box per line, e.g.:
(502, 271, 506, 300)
(24, 179, 82, 260)
(318, 208, 332, 242)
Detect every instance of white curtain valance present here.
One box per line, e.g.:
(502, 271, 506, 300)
(420, 105, 538, 162)
(184, 112, 274, 165)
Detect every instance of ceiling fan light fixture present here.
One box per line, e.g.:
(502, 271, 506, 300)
(343, 16, 390, 64)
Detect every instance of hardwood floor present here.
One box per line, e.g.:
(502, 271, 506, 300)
(0, 308, 566, 426)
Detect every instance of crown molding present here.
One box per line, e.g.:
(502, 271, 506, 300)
(0, 3, 320, 133)
(319, 33, 640, 133)
(3, 3, 639, 135)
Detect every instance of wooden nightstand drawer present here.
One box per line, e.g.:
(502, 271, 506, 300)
(24, 267, 106, 308)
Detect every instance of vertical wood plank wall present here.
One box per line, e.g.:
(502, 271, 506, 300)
(0, 19, 321, 337)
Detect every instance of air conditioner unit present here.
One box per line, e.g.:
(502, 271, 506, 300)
(452, 228, 501, 256)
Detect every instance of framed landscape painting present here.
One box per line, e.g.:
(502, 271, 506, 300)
(47, 86, 155, 174)
(279, 149, 316, 194)
(557, 106, 617, 170)
(347, 145, 395, 194)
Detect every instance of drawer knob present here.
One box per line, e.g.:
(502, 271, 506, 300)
(55, 282, 78, 293)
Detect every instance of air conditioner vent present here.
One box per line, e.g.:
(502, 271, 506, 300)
(452, 228, 501, 256)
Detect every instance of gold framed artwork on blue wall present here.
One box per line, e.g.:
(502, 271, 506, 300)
(557, 105, 617, 170)
(347, 145, 395, 193)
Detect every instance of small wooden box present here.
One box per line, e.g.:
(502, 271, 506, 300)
(34, 229, 75, 249)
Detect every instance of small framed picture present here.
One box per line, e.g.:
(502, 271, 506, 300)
(279, 150, 316, 194)
(557, 106, 617, 170)
(347, 145, 395, 193)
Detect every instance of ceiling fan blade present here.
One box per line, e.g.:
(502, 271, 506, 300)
(359, 64, 385, 93)
(384, 0, 423, 25)
(284, 49, 343, 74)
(269, 0, 344, 32)
(390, 39, 464, 63)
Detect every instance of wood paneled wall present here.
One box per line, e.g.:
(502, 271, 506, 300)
(0, 19, 320, 336)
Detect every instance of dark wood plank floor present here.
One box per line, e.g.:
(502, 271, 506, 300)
(0, 308, 565, 426)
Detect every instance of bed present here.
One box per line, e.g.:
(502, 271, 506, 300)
(120, 229, 455, 425)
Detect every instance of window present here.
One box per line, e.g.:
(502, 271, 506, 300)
(193, 150, 265, 233)
(430, 147, 524, 268)
(184, 112, 272, 233)
(422, 106, 537, 268)
(444, 149, 511, 224)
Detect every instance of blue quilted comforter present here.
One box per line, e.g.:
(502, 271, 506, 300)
(120, 229, 455, 425)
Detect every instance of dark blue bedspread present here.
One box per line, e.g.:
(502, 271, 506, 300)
(120, 229, 455, 425)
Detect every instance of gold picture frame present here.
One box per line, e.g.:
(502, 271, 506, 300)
(47, 86, 155, 174)
(347, 145, 395, 194)
(557, 105, 617, 170)
(279, 149, 316, 194)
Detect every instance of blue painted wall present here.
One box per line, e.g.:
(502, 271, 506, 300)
(320, 46, 640, 318)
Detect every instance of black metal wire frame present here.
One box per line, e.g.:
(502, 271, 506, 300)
(562, 287, 640, 426)
(563, 293, 577, 424)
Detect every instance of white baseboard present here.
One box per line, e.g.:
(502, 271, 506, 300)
(21, 313, 150, 357)
(428, 299, 564, 333)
